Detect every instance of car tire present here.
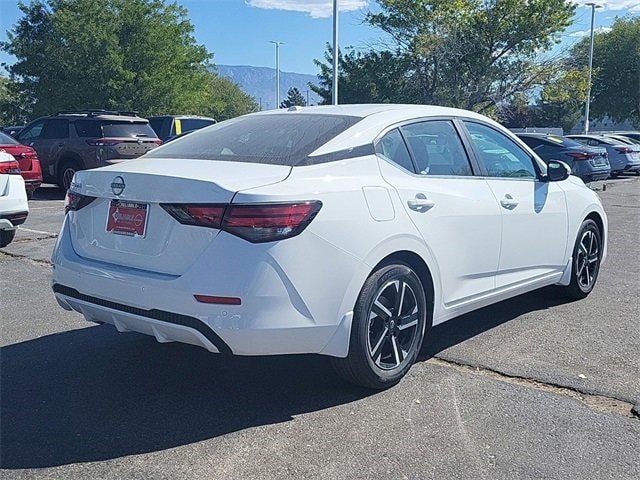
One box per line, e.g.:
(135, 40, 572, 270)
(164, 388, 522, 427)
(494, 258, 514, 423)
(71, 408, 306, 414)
(0, 229, 16, 248)
(562, 219, 602, 300)
(331, 262, 429, 389)
(58, 160, 80, 190)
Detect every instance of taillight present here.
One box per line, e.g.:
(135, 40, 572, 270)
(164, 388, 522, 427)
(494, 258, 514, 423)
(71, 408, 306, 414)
(161, 204, 225, 228)
(64, 191, 97, 214)
(86, 138, 121, 146)
(615, 147, 635, 154)
(161, 201, 322, 243)
(0, 160, 21, 174)
(152, 139, 162, 145)
(223, 202, 322, 243)
(567, 152, 593, 161)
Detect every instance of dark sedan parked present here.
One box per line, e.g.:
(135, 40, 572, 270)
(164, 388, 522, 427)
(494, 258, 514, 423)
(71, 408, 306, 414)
(516, 133, 610, 183)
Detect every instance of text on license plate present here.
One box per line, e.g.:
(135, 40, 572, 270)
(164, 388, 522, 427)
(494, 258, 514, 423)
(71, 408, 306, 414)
(106, 200, 149, 237)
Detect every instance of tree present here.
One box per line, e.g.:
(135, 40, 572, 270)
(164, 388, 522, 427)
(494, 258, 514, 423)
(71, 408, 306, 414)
(311, 44, 413, 105)
(280, 87, 307, 108)
(1, 0, 256, 120)
(570, 16, 640, 127)
(208, 74, 259, 121)
(313, 0, 574, 113)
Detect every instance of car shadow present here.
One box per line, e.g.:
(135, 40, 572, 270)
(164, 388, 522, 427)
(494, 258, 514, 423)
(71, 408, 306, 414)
(1, 286, 573, 469)
(31, 184, 66, 201)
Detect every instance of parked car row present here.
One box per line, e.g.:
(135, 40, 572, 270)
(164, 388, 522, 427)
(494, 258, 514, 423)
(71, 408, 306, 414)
(1, 112, 216, 193)
(516, 132, 640, 183)
(0, 151, 29, 248)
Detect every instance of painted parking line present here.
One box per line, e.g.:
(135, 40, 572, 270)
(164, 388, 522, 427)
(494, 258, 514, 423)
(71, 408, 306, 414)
(18, 227, 59, 236)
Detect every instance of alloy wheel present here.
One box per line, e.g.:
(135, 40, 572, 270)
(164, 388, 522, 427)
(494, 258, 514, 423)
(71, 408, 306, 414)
(367, 279, 421, 370)
(576, 228, 600, 290)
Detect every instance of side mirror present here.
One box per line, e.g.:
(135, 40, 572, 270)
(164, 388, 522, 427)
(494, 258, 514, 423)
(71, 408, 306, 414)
(546, 160, 571, 182)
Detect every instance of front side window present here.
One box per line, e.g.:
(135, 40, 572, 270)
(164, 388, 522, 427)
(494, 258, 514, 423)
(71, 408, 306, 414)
(375, 128, 415, 172)
(401, 120, 473, 176)
(465, 122, 537, 179)
(17, 121, 45, 142)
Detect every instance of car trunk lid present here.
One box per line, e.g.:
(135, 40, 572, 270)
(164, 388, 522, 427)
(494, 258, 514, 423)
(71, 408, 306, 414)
(67, 158, 291, 275)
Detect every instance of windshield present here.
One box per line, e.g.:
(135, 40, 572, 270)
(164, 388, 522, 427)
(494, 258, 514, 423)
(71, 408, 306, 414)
(146, 114, 362, 166)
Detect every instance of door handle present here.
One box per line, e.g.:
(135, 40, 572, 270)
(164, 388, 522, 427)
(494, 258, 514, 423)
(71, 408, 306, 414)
(500, 194, 519, 210)
(407, 194, 436, 212)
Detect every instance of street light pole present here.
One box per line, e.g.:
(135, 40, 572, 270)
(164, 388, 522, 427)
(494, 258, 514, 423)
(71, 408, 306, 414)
(270, 40, 284, 109)
(584, 3, 601, 134)
(332, 0, 339, 105)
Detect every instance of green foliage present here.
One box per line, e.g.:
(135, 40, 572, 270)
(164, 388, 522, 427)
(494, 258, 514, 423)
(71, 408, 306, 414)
(571, 17, 640, 127)
(313, 0, 574, 111)
(207, 74, 259, 121)
(536, 67, 590, 132)
(1, 0, 257, 121)
(280, 87, 306, 108)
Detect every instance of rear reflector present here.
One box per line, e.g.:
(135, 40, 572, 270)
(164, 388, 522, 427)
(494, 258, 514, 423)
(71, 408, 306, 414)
(161, 201, 322, 243)
(194, 295, 241, 305)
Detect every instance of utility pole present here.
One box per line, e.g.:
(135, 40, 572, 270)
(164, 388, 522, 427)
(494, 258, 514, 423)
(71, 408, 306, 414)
(332, 0, 339, 105)
(270, 41, 284, 109)
(584, 3, 601, 134)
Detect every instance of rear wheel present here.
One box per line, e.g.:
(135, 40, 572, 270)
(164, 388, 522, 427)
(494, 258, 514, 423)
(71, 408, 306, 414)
(58, 160, 80, 190)
(331, 262, 429, 389)
(562, 219, 602, 299)
(0, 229, 16, 248)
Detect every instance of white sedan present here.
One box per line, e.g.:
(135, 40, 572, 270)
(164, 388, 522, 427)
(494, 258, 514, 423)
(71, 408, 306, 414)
(52, 105, 607, 388)
(0, 151, 29, 248)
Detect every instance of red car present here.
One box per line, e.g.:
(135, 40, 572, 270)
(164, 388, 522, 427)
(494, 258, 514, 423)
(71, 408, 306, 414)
(0, 130, 42, 199)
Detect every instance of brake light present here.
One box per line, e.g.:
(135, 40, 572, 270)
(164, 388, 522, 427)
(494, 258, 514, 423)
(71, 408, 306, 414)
(161, 201, 322, 243)
(152, 139, 162, 145)
(615, 147, 635, 154)
(161, 204, 225, 227)
(567, 152, 593, 161)
(0, 160, 21, 174)
(86, 138, 121, 146)
(64, 191, 97, 214)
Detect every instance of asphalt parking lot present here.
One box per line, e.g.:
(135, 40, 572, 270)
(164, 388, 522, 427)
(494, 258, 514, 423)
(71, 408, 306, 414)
(1, 178, 639, 479)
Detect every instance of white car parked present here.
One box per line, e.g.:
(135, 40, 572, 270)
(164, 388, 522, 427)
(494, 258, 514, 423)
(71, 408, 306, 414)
(52, 105, 607, 388)
(0, 151, 29, 248)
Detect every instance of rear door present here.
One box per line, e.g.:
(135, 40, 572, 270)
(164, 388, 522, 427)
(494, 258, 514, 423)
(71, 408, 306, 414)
(377, 119, 502, 307)
(463, 121, 569, 289)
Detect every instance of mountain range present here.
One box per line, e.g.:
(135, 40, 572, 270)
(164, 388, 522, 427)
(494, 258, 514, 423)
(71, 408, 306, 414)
(215, 65, 323, 109)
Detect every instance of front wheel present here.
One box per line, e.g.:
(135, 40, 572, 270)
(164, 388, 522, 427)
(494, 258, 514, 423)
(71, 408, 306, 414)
(331, 263, 429, 389)
(562, 219, 602, 299)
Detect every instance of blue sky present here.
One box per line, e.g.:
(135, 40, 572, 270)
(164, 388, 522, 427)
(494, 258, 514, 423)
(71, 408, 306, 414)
(1, 0, 638, 75)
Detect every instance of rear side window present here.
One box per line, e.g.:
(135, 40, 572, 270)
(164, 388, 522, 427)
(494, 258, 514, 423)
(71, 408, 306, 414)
(146, 114, 362, 166)
(42, 119, 69, 139)
(401, 121, 473, 176)
(375, 128, 415, 172)
(101, 121, 157, 138)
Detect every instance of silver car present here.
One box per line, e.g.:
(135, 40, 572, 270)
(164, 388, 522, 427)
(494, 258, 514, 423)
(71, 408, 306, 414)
(567, 134, 640, 177)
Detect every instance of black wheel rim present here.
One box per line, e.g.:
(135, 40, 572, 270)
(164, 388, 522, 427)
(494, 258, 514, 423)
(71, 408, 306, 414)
(576, 228, 599, 291)
(367, 279, 421, 370)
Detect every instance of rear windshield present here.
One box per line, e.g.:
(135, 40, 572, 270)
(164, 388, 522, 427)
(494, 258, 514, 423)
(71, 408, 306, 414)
(101, 121, 157, 138)
(0, 131, 19, 145)
(145, 114, 362, 166)
(521, 135, 584, 149)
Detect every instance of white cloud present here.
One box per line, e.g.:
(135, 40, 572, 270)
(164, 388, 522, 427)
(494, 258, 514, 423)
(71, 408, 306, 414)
(247, 0, 368, 18)
(568, 26, 613, 37)
(573, 1, 640, 13)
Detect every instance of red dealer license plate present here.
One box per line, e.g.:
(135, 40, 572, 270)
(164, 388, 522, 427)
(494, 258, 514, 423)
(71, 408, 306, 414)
(106, 200, 149, 237)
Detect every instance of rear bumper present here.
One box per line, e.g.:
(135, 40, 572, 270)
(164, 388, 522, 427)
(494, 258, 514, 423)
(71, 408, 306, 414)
(51, 218, 365, 357)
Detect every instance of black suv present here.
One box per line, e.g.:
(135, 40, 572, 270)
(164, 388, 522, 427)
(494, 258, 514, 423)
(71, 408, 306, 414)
(16, 110, 161, 189)
(148, 115, 216, 141)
